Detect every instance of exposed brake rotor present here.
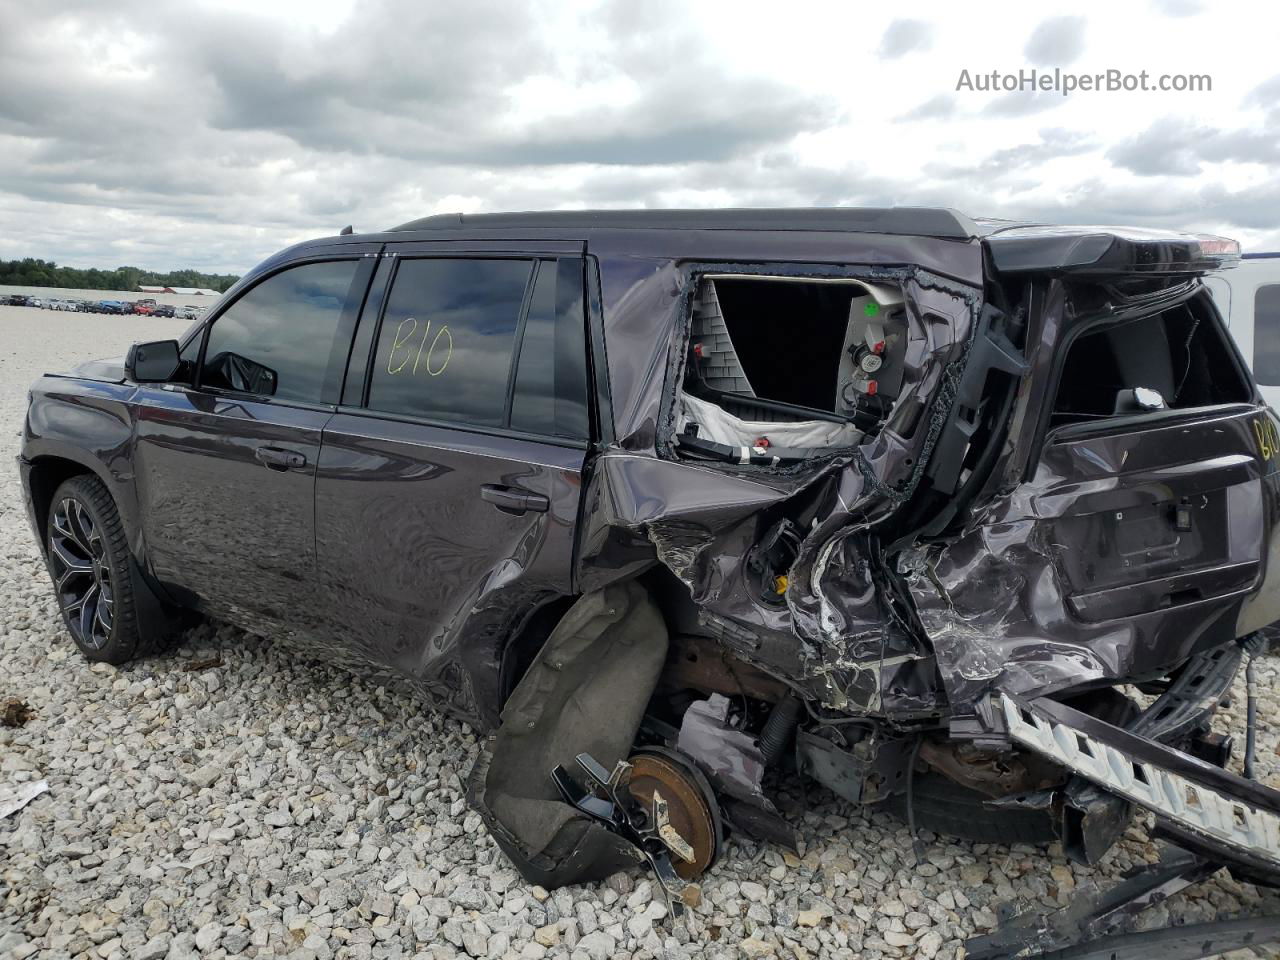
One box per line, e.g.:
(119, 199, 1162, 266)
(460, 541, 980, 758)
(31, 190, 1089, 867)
(549, 746, 723, 918)
(626, 747, 722, 880)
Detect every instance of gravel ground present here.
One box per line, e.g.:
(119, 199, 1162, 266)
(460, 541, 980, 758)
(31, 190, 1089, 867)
(1, 306, 1278, 960)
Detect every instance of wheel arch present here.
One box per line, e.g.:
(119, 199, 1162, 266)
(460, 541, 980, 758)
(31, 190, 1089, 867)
(494, 568, 698, 709)
(30, 459, 186, 647)
(496, 593, 580, 708)
(23, 433, 145, 565)
(492, 566, 775, 718)
(27, 454, 100, 556)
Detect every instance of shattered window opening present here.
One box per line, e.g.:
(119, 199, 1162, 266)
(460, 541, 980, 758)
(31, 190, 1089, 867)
(1051, 290, 1251, 427)
(675, 274, 910, 463)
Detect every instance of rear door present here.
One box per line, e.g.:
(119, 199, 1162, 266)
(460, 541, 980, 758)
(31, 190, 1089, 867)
(133, 252, 376, 631)
(312, 241, 594, 699)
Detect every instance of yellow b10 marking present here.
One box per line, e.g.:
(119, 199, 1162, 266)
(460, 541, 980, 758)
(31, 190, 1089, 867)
(1253, 415, 1280, 463)
(386, 316, 453, 378)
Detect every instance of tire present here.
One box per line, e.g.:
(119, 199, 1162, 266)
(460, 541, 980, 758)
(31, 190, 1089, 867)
(884, 772, 1056, 846)
(45, 475, 159, 664)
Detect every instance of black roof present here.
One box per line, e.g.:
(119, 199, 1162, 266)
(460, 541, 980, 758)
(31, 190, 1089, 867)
(389, 207, 979, 240)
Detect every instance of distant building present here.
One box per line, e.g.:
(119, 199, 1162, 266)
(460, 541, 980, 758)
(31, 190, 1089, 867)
(135, 285, 220, 296)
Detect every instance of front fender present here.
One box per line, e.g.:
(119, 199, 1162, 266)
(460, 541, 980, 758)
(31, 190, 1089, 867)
(22, 376, 143, 557)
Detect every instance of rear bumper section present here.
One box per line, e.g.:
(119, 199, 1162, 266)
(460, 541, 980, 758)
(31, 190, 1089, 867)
(997, 692, 1280, 885)
(1128, 643, 1242, 745)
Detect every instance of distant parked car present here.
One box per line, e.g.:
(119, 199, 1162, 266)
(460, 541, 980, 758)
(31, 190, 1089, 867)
(133, 298, 158, 316)
(174, 305, 201, 319)
(153, 304, 176, 318)
(28, 297, 44, 308)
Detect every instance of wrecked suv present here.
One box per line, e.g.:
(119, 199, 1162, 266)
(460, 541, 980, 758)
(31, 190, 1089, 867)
(20, 209, 1280, 949)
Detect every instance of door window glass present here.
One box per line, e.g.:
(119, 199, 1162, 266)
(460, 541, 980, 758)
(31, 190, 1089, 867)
(201, 260, 361, 403)
(509, 258, 589, 440)
(367, 258, 533, 428)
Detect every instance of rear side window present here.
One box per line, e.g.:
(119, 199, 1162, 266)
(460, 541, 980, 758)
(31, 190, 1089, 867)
(200, 260, 361, 404)
(1254, 284, 1280, 386)
(366, 257, 589, 439)
(509, 259, 589, 440)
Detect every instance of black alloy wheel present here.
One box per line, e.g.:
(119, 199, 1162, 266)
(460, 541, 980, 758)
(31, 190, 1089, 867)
(48, 495, 114, 650)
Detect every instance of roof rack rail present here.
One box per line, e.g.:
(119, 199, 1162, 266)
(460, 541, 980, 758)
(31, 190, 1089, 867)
(388, 207, 978, 240)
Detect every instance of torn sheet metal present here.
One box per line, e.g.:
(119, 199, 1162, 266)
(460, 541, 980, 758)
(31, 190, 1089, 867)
(901, 402, 1274, 720)
(578, 263, 983, 716)
(0, 779, 49, 820)
(676, 693, 768, 807)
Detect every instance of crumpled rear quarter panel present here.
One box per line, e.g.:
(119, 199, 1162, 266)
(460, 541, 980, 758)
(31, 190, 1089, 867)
(577, 235, 986, 714)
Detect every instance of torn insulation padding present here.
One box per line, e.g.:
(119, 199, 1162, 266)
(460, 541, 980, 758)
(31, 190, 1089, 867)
(466, 583, 668, 888)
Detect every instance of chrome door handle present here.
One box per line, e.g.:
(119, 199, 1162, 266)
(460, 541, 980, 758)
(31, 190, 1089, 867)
(255, 446, 306, 471)
(480, 484, 549, 515)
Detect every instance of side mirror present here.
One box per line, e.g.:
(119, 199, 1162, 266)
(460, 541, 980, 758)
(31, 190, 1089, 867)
(204, 351, 278, 396)
(125, 339, 181, 382)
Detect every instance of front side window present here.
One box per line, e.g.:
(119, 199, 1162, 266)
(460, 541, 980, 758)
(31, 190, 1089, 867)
(1254, 284, 1280, 386)
(179, 320, 204, 365)
(200, 260, 361, 404)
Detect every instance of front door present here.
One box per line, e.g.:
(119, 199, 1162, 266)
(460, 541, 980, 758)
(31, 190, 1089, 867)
(133, 254, 374, 633)
(313, 246, 594, 715)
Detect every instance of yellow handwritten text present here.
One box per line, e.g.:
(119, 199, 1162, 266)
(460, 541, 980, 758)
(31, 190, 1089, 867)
(387, 316, 452, 378)
(1254, 415, 1280, 463)
(387, 317, 418, 375)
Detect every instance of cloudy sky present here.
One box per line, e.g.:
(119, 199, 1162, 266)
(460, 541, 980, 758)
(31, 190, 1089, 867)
(3, 0, 1279, 273)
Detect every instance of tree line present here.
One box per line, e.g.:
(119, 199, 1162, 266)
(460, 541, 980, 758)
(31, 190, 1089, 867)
(0, 258, 240, 293)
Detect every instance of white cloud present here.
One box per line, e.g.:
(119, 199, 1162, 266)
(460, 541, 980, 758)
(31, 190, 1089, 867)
(1023, 15, 1087, 66)
(3, 0, 1280, 271)
(878, 19, 934, 59)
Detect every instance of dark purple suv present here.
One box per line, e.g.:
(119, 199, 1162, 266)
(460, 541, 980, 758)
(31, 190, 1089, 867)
(19, 209, 1280, 947)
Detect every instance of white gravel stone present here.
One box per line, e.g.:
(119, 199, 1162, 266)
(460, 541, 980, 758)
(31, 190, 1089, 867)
(193, 922, 222, 951)
(1, 310, 1278, 960)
